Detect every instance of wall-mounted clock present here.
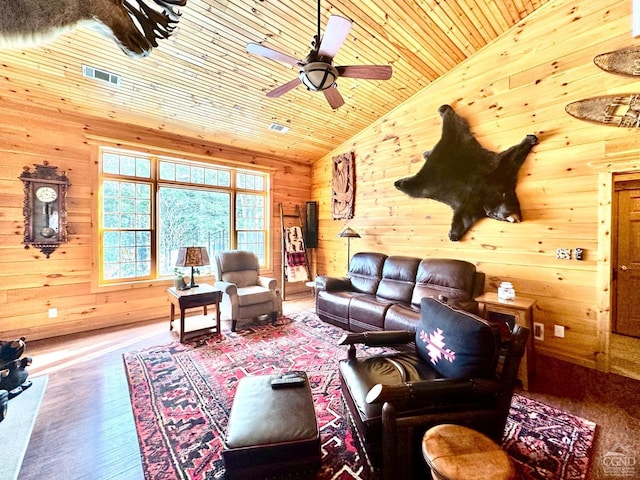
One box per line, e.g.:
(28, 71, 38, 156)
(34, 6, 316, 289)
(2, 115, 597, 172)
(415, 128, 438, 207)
(19, 161, 71, 258)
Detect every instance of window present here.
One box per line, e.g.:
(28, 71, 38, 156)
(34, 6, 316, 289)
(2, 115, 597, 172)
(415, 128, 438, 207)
(99, 148, 269, 284)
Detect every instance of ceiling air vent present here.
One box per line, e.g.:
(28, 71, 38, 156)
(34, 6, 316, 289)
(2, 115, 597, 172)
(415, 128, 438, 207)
(82, 65, 121, 86)
(268, 123, 289, 134)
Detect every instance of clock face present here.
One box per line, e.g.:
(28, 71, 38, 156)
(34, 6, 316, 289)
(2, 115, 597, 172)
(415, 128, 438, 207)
(40, 227, 56, 238)
(36, 186, 58, 202)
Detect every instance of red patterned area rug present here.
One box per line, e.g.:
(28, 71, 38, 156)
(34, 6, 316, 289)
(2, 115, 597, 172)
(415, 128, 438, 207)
(123, 311, 596, 480)
(504, 394, 596, 480)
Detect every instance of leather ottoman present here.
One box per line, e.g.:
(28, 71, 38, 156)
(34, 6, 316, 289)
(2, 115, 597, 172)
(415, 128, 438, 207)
(223, 373, 321, 479)
(422, 424, 516, 480)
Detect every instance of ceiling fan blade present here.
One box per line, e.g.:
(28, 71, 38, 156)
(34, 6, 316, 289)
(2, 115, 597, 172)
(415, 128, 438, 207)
(246, 43, 300, 66)
(317, 16, 352, 59)
(266, 78, 301, 98)
(323, 86, 345, 109)
(337, 65, 393, 80)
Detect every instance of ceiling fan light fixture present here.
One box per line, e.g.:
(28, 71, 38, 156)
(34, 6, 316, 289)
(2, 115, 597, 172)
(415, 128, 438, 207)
(299, 62, 338, 91)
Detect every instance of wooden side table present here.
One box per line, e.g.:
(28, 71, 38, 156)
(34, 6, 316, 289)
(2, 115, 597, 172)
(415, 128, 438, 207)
(475, 292, 536, 390)
(167, 283, 222, 343)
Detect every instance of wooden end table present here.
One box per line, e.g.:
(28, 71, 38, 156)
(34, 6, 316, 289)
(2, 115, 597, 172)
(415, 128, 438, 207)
(475, 292, 536, 390)
(167, 283, 222, 343)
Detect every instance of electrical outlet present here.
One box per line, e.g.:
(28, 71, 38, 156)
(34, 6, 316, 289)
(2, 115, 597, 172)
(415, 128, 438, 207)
(533, 322, 544, 340)
(48, 307, 58, 319)
(555, 248, 571, 260)
(554, 324, 565, 338)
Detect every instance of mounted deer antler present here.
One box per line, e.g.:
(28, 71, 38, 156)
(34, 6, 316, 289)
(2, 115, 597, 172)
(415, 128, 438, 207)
(0, 0, 187, 58)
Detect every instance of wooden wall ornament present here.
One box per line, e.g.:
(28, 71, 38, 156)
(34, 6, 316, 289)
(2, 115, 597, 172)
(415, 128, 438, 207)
(594, 47, 640, 76)
(20, 161, 71, 258)
(565, 95, 640, 128)
(394, 105, 538, 241)
(565, 48, 640, 128)
(331, 151, 355, 219)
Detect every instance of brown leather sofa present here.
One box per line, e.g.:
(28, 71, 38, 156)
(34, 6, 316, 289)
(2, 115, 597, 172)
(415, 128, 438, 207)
(315, 252, 485, 333)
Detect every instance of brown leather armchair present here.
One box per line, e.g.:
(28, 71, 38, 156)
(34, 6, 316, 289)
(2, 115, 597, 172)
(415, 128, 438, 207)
(338, 297, 529, 480)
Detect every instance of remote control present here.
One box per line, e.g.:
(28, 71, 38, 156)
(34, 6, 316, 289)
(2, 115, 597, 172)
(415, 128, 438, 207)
(8, 385, 23, 399)
(270, 375, 306, 389)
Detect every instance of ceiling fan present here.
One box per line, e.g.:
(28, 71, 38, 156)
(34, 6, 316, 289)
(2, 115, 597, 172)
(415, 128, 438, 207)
(246, 0, 392, 109)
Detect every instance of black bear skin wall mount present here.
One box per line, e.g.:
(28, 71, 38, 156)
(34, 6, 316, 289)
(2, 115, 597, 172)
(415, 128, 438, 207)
(394, 105, 538, 241)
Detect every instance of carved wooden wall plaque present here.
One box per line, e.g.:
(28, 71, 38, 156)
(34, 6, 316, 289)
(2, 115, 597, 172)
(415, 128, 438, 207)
(332, 151, 355, 219)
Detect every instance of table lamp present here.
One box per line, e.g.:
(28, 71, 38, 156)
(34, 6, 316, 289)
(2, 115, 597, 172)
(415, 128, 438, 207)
(175, 246, 210, 289)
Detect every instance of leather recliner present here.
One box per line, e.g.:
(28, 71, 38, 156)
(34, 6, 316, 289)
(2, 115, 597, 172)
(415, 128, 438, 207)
(338, 297, 529, 480)
(214, 250, 279, 331)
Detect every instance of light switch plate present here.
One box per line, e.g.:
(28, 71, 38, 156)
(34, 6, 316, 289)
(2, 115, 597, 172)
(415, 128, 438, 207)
(554, 325, 565, 338)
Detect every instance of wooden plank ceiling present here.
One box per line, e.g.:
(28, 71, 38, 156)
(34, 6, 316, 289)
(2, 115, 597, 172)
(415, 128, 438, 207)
(0, 0, 550, 163)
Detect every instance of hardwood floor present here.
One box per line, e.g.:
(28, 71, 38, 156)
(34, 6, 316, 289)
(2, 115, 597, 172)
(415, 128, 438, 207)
(19, 319, 171, 480)
(16, 295, 640, 480)
(18, 295, 315, 480)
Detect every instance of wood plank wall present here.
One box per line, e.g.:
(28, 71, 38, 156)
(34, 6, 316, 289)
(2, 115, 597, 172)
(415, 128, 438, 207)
(0, 101, 312, 341)
(311, 0, 640, 379)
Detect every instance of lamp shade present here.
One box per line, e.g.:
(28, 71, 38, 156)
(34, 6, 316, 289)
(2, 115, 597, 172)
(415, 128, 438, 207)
(299, 62, 339, 91)
(175, 246, 210, 267)
(337, 227, 361, 238)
